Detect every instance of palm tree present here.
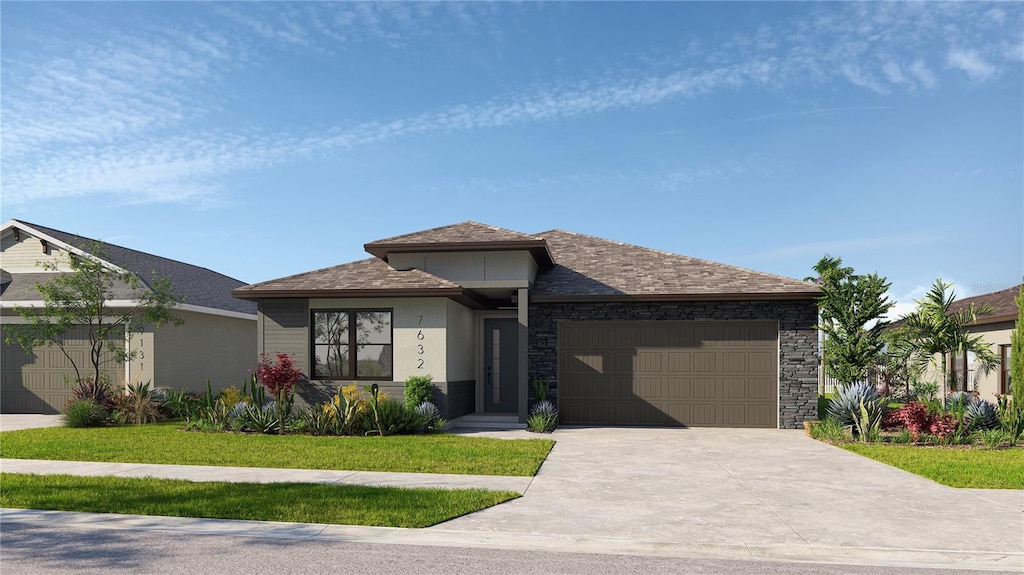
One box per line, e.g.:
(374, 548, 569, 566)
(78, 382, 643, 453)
(901, 280, 999, 394)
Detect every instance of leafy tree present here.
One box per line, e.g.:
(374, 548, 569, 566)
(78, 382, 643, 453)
(5, 242, 183, 386)
(808, 255, 894, 386)
(1011, 283, 1024, 400)
(901, 279, 999, 393)
(255, 352, 304, 434)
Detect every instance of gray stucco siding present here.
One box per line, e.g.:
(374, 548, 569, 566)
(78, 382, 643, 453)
(528, 300, 819, 429)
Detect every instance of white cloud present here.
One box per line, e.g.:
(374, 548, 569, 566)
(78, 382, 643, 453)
(947, 48, 998, 80)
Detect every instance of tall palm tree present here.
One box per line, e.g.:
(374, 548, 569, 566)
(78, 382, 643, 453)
(902, 280, 999, 394)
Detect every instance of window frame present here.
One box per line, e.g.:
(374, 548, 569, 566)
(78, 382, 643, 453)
(310, 308, 393, 381)
(1001, 344, 1012, 395)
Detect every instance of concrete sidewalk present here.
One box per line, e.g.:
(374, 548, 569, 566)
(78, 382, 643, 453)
(0, 458, 534, 493)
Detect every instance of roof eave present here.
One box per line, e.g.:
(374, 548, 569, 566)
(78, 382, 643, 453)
(967, 313, 1018, 327)
(364, 240, 556, 268)
(530, 291, 821, 303)
(231, 287, 490, 310)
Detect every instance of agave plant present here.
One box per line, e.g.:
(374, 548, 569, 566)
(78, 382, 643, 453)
(414, 401, 444, 431)
(527, 400, 558, 433)
(826, 382, 879, 427)
(965, 399, 999, 431)
(945, 391, 973, 413)
(243, 402, 280, 434)
(852, 397, 888, 442)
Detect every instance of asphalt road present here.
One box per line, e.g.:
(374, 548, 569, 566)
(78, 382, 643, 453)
(2, 522, 1017, 575)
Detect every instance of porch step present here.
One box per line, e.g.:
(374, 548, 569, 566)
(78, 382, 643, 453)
(449, 413, 526, 430)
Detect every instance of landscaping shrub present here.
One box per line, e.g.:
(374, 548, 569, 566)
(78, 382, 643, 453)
(367, 398, 426, 435)
(70, 376, 116, 412)
(243, 402, 281, 434)
(851, 396, 887, 442)
(945, 391, 973, 413)
(976, 429, 1013, 449)
(63, 398, 108, 428)
(827, 382, 879, 427)
(809, 418, 846, 442)
(113, 380, 161, 425)
(414, 402, 445, 432)
(531, 376, 551, 403)
(404, 375, 433, 409)
(527, 400, 558, 433)
(996, 395, 1024, 442)
(965, 399, 999, 431)
(217, 386, 246, 408)
(159, 389, 202, 420)
(890, 402, 930, 439)
(910, 380, 938, 401)
(255, 352, 303, 434)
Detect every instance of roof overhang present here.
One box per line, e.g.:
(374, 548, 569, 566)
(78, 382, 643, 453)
(232, 287, 491, 310)
(364, 240, 556, 269)
(967, 313, 1017, 327)
(530, 292, 821, 303)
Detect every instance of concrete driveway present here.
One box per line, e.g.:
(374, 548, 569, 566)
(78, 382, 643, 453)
(0, 414, 63, 432)
(436, 427, 1024, 569)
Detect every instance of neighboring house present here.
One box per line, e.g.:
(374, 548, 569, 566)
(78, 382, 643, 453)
(233, 222, 820, 429)
(944, 284, 1019, 400)
(1, 220, 257, 414)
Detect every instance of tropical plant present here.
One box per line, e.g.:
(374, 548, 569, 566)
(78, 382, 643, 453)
(159, 389, 202, 420)
(531, 376, 551, 403)
(404, 375, 433, 409)
(242, 402, 281, 434)
(63, 398, 108, 428)
(69, 376, 117, 412)
(809, 417, 847, 442)
(255, 353, 303, 434)
(945, 391, 973, 413)
(852, 397, 888, 442)
(965, 399, 999, 431)
(365, 398, 424, 435)
(414, 401, 445, 432)
(901, 280, 999, 394)
(4, 241, 182, 387)
(527, 400, 558, 433)
(113, 380, 161, 425)
(807, 255, 894, 386)
(826, 382, 880, 427)
(976, 429, 1013, 449)
(910, 379, 939, 401)
(1011, 283, 1023, 399)
(996, 395, 1024, 442)
(303, 404, 336, 436)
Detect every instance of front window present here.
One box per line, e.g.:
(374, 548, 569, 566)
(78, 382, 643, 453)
(1001, 345, 1012, 395)
(312, 310, 392, 380)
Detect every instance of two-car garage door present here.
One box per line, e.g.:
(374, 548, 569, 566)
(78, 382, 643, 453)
(558, 321, 778, 428)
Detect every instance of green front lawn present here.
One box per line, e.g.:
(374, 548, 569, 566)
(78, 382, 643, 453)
(842, 444, 1024, 489)
(0, 473, 517, 528)
(0, 423, 554, 476)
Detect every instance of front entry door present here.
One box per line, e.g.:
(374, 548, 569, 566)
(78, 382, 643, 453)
(484, 318, 519, 413)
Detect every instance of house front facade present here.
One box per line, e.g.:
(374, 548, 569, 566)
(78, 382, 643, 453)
(1, 220, 257, 413)
(942, 284, 1019, 400)
(233, 222, 820, 429)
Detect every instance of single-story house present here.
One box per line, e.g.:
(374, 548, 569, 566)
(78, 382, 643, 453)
(233, 222, 820, 429)
(1, 220, 257, 413)
(943, 284, 1019, 400)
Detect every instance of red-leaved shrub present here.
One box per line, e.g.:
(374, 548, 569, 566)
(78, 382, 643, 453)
(255, 353, 303, 398)
(889, 402, 931, 440)
(928, 413, 958, 440)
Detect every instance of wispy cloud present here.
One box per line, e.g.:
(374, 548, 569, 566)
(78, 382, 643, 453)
(2, 2, 1021, 207)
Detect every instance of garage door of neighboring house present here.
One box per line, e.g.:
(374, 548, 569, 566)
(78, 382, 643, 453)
(558, 321, 778, 428)
(1, 325, 125, 414)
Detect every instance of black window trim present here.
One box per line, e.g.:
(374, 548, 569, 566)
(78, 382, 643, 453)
(310, 308, 394, 381)
(1000, 344, 1012, 395)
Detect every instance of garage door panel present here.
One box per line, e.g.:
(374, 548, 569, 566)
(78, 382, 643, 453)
(667, 377, 691, 398)
(558, 320, 778, 428)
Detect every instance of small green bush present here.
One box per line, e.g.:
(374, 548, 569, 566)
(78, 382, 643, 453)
(976, 429, 1013, 449)
(63, 398, 107, 428)
(113, 381, 161, 425)
(404, 375, 434, 409)
(809, 418, 846, 442)
(527, 400, 558, 433)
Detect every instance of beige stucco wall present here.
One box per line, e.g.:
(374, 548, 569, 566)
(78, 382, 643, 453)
(308, 297, 448, 382)
(919, 321, 1015, 402)
(1, 231, 74, 273)
(446, 299, 475, 381)
(150, 310, 257, 393)
(388, 251, 537, 287)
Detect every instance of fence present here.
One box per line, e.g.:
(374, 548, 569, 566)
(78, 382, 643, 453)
(818, 368, 878, 396)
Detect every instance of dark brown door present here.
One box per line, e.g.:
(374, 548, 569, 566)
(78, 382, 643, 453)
(557, 321, 778, 428)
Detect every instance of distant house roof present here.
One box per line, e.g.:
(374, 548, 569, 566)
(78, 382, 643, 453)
(365, 221, 555, 268)
(1, 220, 256, 316)
(950, 284, 1021, 326)
(532, 230, 820, 301)
(236, 222, 818, 302)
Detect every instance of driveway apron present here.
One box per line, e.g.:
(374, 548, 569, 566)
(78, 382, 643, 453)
(438, 427, 1024, 561)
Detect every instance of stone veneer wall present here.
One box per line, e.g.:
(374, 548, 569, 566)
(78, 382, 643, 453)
(528, 300, 819, 429)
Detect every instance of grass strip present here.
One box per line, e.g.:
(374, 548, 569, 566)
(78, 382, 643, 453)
(842, 444, 1024, 489)
(0, 423, 554, 476)
(0, 473, 518, 528)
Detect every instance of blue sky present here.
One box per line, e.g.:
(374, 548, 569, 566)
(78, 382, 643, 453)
(2, 2, 1022, 318)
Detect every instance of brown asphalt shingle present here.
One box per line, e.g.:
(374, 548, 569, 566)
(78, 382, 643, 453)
(950, 283, 1021, 323)
(232, 257, 461, 296)
(366, 221, 544, 245)
(532, 230, 819, 298)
